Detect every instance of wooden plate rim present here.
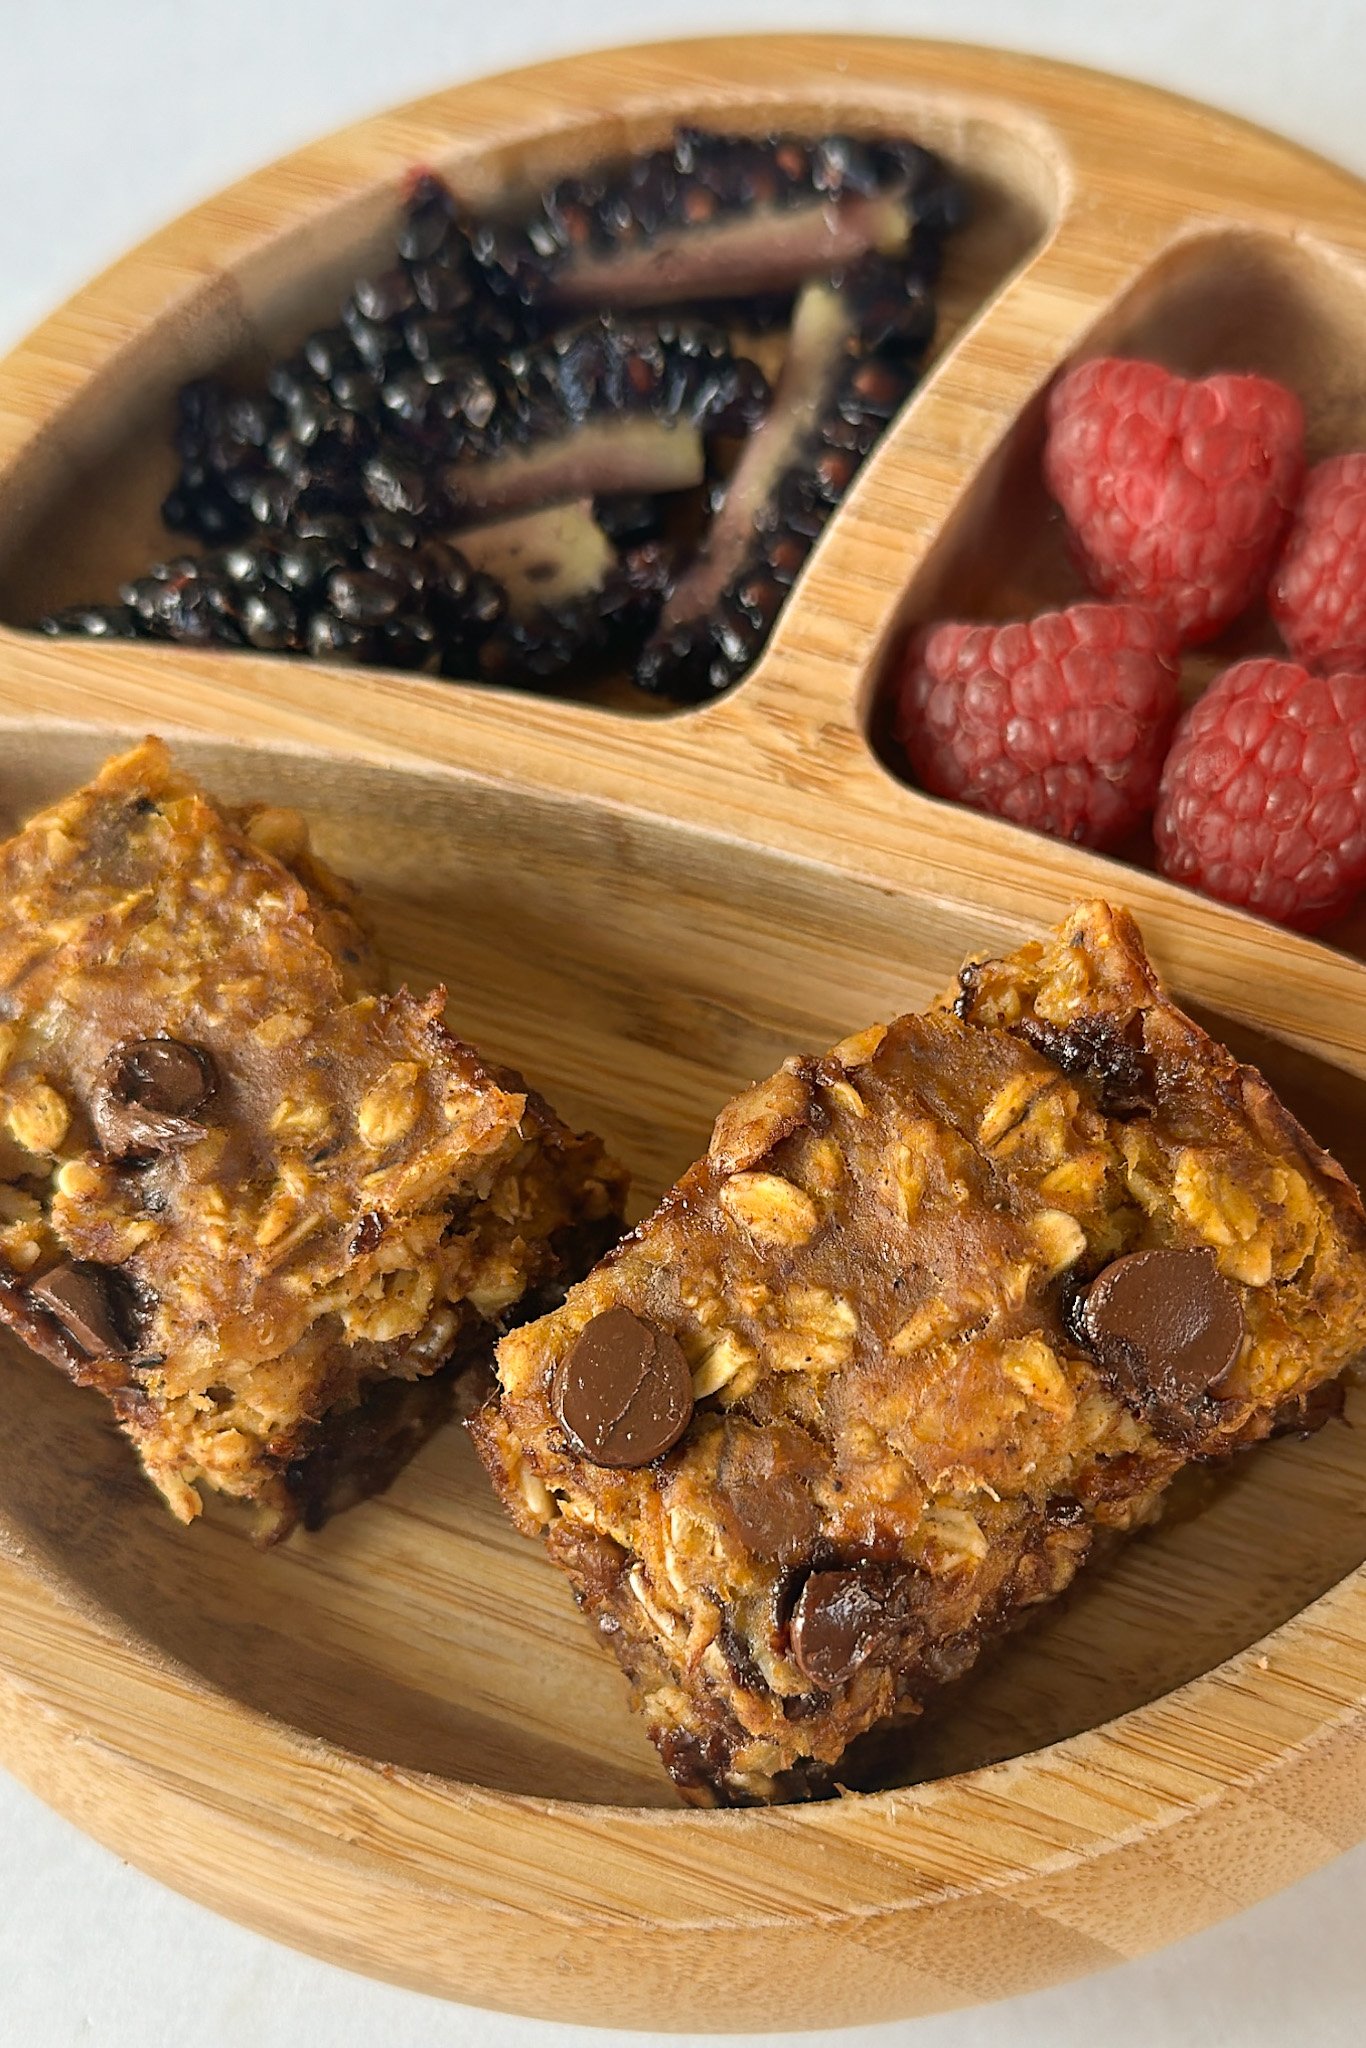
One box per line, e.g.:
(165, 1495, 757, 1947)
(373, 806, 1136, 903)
(0, 34, 1365, 2021)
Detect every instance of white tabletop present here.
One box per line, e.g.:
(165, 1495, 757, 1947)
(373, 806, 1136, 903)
(4, 3, 1366, 2043)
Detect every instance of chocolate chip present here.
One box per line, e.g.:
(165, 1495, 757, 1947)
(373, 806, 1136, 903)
(350, 1210, 384, 1256)
(28, 1261, 141, 1360)
(0, 1271, 87, 1379)
(552, 1306, 693, 1468)
(724, 1470, 821, 1564)
(656, 1724, 732, 1796)
(93, 1037, 216, 1158)
(951, 960, 985, 1022)
(1019, 1012, 1155, 1120)
(1078, 1248, 1244, 1419)
(717, 1423, 822, 1563)
(789, 1565, 914, 1688)
(112, 1037, 213, 1115)
(716, 1608, 768, 1694)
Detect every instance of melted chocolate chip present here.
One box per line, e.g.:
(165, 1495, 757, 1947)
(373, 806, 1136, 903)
(93, 1037, 216, 1157)
(350, 1210, 385, 1256)
(1079, 1248, 1244, 1421)
(716, 1608, 769, 1694)
(553, 1306, 693, 1468)
(724, 1471, 820, 1564)
(788, 1564, 914, 1688)
(28, 1260, 142, 1360)
(1019, 1012, 1154, 1119)
(655, 1723, 734, 1796)
(717, 1424, 822, 1563)
(0, 1271, 87, 1378)
(951, 960, 984, 1022)
(117, 1038, 212, 1113)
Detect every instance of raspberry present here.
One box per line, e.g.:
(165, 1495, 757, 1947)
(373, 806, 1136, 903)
(1269, 453, 1366, 669)
(1044, 356, 1304, 647)
(1154, 659, 1366, 930)
(894, 603, 1180, 849)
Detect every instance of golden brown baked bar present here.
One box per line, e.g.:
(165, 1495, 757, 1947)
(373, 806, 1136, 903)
(473, 903, 1366, 1803)
(0, 740, 624, 1535)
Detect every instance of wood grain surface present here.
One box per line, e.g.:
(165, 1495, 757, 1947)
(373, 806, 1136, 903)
(1, 36, 1366, 2033)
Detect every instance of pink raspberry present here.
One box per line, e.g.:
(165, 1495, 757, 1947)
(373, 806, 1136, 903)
(1270, 453, 1366, 669)
(1154, 659, 1366, 930)
(894, 603, 1180, 850)
(1044, 356, 1304, 647)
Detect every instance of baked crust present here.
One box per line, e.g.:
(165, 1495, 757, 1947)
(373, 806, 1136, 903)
(0, 739, 625, 1533)
(474, 902, 1366, 1802)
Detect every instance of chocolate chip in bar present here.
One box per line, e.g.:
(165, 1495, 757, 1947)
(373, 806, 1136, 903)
(723, 1469, 821, 1566)
(1019, 1011, 1155, 1120)
(108, 1037, 214, 1114)
(1079, 1247, 1244, 1418)
(93, 1037, 216, 1157)
(553, 1306, 693, 1468)
(28, 1260, 142, 1361)
(350, 1210, 385, 1257)
(789, 1566, 912, 1688)
(717, 1424, 822, 1563)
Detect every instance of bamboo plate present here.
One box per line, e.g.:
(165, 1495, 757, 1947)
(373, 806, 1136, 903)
(3, 35, 1366, 2034)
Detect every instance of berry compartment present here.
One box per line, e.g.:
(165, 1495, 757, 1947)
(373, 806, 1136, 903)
(0, 101, 1053, 714)
(868, 225, 1366, 955)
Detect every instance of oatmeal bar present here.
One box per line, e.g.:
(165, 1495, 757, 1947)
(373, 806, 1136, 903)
(0, 740, 624, 1535)
(473, 903, 1366, 1803)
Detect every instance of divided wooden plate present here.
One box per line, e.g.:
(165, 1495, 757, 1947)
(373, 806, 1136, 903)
(2, 36, 1366, 2032)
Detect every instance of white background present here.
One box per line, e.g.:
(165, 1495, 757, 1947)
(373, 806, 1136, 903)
(3, 2, 1366, 2043)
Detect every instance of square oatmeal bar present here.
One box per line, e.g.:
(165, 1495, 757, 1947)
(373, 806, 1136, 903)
(473, 902, 1366, 1802)
(0, 739, 624, 1535)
